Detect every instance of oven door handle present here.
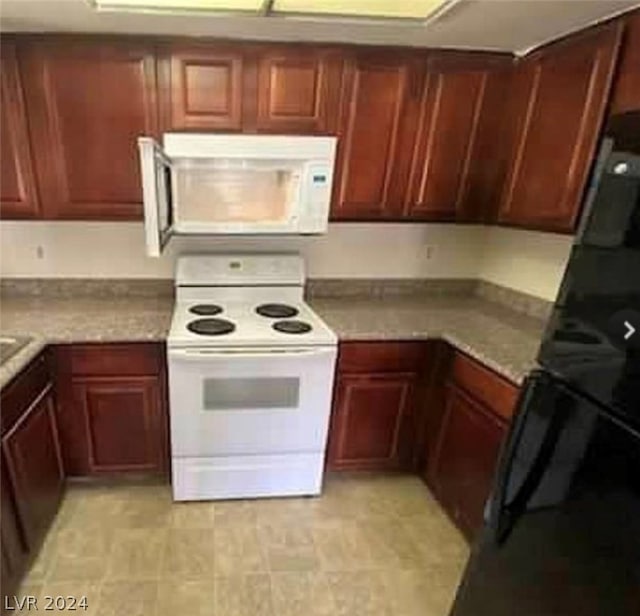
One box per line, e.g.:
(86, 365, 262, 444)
(168, 347, 335, 360)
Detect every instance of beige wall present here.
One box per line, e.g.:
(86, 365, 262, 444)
(0, 221, 486, 280)
(0, 222, 573, 301)
(479, 227, 573, 301)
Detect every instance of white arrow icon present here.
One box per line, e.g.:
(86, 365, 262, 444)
(624, 321, 636, 340)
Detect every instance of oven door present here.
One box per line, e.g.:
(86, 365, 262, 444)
(168, 346, 337, 457)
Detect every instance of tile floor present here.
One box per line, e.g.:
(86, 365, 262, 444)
(19, 473, 469, 616)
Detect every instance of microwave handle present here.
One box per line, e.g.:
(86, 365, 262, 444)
(168, 347, 335, 361)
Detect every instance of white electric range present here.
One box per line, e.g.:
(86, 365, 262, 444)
(167, 254, 337, 501)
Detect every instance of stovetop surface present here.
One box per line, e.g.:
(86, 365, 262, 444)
(168, 299, 337, 348)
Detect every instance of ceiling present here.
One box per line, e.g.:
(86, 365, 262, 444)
(1, 0, 638, 54)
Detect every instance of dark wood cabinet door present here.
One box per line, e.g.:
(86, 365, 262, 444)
(498, 23, 623, 232)
(71, 376, 167, 474)
(328, 373, 416, 470)
(610, 10, 640, 114)
(331, 53, 416, 220)
(2, 387, 64, 550)
(430, 383, 506, 539)
(461, 65, 515, 223)
(1, 462, 28, 605)
(255, 47, 341, 134)
(20, 40, 158, 220)
(0, 42, 40, 219)
(405, 59, 490, 221)
(163, 45, 244, 131)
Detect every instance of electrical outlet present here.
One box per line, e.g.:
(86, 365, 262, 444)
(36, 245, 44, 260)
(424, 245, 434, 260)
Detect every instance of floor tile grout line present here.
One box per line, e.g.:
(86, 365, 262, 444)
(20, 476, 469, 615)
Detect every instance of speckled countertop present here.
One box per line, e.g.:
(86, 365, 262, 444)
(0, 293, 544, 390)
(0, 295, 174, 390)
(310, 296, 545, 384)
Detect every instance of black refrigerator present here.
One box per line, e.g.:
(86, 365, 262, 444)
(450, 111, 640, 616)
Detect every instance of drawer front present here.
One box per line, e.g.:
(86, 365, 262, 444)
(55, 343, 164, 376)
(338, 341, 427, 374)
(450, 352, 519, 421)
(1, 352, 49, 436)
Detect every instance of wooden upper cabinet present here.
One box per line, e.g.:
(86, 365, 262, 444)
(461, 65, 515, 223)
(162, 44, 341, 134)
(255, 47, 341, 134)
(610, 10, 640, 114)
(163, 45, 244, 131)
(405, 55, 508, 221)
(331, 52, 418, 220)
(19, 40, 158, 220)
(0, 43, 40, 219)
(498, 23, 623, 232)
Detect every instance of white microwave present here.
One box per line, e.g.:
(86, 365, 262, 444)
(138, 133, 337, 256)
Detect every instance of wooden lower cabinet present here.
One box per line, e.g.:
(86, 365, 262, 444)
(327, 341, 429, 471)
(0, 352, 64, 608)
(1, 464, 28, 608)
(429, 384, 507, 539)
(2, 387, 64, 548)
(328, 372, 418, 470)
(70, 377, 166, 474)
(424, 351, 518, 540)
(53, 343, 169, 476)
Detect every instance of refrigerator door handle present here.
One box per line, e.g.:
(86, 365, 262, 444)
(488, 373, 541, 541)
(488, 372, 571, 544)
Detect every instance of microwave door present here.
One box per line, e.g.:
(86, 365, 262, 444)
(138, 137, 174, 257)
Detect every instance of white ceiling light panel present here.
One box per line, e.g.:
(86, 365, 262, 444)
(271, 0, 453, 20)
(93, 0, 265, 12)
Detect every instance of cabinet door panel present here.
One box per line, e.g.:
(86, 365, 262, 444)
(0, 43, 40, 218)
(462, 66, 514, 223)
(610, 10, 640, 114)
(406, 67, 487, 220)
(20, 40, 158, 219)
(499, 23, 622, 232)
(73, 376, 167, 474)
(2, 388, 64, 549)
(332, 55, 413, 219)
(1, 463, 27, 601)
(430, 384, 506, 539)
(166, 46, 244, 130)
(328, 373, 415, 470)
(256, 48, 340, 134)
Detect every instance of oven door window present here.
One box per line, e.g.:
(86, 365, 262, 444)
(202, 378, 300, 410)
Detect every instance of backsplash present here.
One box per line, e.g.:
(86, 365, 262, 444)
(475, 280, 553, 321)
(0, 278, 174, 298)
(1, 276, 553, 322)
(305, 278, 477, 299)
(0, 222, 570, 305)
